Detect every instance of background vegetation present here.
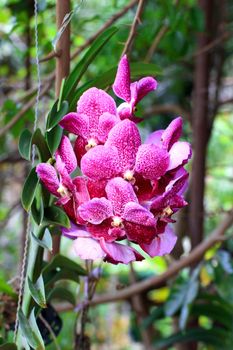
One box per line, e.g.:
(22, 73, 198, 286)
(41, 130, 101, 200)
(0, 0, 233, 349)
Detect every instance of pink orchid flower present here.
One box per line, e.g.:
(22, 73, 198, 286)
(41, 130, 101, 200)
(81, 118, 191, 185)
(78, 177, 157, 245)
(59, 87, 120, 163)
(113, 55, 158, 120)
(36, 136, 88, 223)
(62, 223, 144, 265)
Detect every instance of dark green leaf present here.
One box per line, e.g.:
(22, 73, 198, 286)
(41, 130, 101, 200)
(142, 306, 164, 328)
(0, 277, 17, 298)
(32, 129, 51, 162)
(18, 129, 32, 160)
(45, 268, 81, 286)
(46, 100, 69, 131)
(43, 254, 86, 277)
(31, 229, 52, 252)
(192, 303, 233, 330)
(43, 205, 70, 228)
(21, 167, 39, 211)
(18, 309, 45, 349)
(0, 344, 17, 350)
(63, 26, 118, 100)
(45, 125, 63, 155)
(28, 275, 46, 308)
(47, 286, 76, 305)
(31, 185, 44, 225)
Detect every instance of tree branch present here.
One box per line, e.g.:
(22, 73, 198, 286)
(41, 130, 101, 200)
(122, 0, 146, 56)
(89, 210, 233, 306)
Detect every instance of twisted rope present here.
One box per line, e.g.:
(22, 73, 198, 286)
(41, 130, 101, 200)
(14, 0, 41, 342)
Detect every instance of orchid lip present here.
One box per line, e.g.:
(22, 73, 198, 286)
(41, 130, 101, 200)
(111, 216, 124, 228)
(57, 184, 70, 197)
(123, 170, 135, 184)
(85, 138, 97, 151)
(161, 206, 173, 218)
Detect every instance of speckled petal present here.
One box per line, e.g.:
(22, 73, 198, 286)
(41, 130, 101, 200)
(135, 144, 169, 180)
(81, 145, 120, 180)
(165, 170, 189, 197)
(100, 238, 142, 264)
(167, 141, 192, 171)
(123, 202, 156, 227)
(74, 136, 87, 165)
(124, 221, 156, 245)
(55, 154, 73, 190)
(112, 55, 131, 102)
(59, 113, 89, 138)
(106, 177, 138, 216)
(140, 226, 177, 257)
(73, 237, 106, 260)
(105, 119, 141, 171)
(36, 163, 59, 196)
(97, 112, 120, 143)
(78, 197, 113, 224)
(161, 117, 183, 150)
(130, 77, 158, 105)
(56, 136, 77, 174)
(77, 87, 117, 130)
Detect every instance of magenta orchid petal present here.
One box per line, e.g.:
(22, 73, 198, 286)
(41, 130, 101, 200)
(73, 237, 106, 260)
(81, 145, 120, 180)
(165, 170, 189, 196)
(72, 177, 90, 204)
(36, 163, 59, 196)
(62, 223, 91, 239)
(105, 119, 141, 171)
(56, 136, 77, 174)
(106, 177, 138, 216)
(161, 117, 183, 150)
(97, 112, 120, 143)
(130, 77, 158, 105)
(55, 154, 73, 190)
(145, 130, 163, 145)
(112, 55, 131, 102)
(77, 87, 117, 130)
(74, 136, 87, 165)
(124, 221, 156, 245)
(135, 144, 170, 180)
(100, 238, 141, 264)
(123, 202, 156, 227)
(140, 226, 177, 257)
(78, 197, 113, 224)
(167, 141, 192, 171)
(59, 113, 89, 138)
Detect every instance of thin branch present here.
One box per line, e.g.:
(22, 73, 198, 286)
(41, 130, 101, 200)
(122, 0, 146, 56)
(193, 31, 229, 58)
(144, 104, 191, 122)
(144, 24, 169, 62)
(89, 210, 233, 306)
(0, 82, 51, 138)
(38, 314, 61, 350)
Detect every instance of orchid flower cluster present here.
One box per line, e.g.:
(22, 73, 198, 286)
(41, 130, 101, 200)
(36, 55, 192, 264)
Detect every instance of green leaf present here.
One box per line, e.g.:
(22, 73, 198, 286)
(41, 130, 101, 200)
(164, 275, 187, 317)
(18, 309, 45, 349)
(28, 309, 45, 349)
(43, 254, 86, 276)
(0, 344, 17, 350)
(192, 303, 233, 330)
(47, 286, 76, 305)
(32, 128, 51, 162)
(28, 275, 46, 308)
(63, 26, 118, 100)
(46, 100, 69, 131)
(69, 62, 161, 110)
(43, 205, 70, 228)
(31, 185, 44, 225)
(31, 229, 52, 252)
(18, 129, 32, 161)
(21, 167, 39, 211)
(45, 268, 81, 286)
(142, 306, 164, 328)
(153, 327, 233, 350)
(45, 125, 63, 155)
